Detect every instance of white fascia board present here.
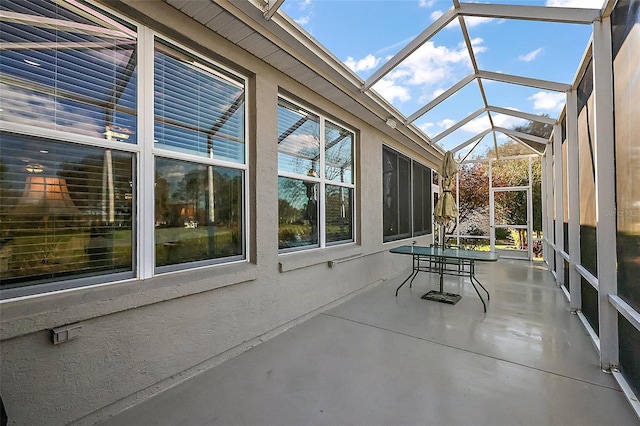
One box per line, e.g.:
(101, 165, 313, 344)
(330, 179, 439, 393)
(478, 70, 571, 92)
(406, 74, 476, 123)
(487, 106, 557, 125)
(457, 3, 600, 24)
(451, 128, 492, 153)
(363, 8, 457, 91)
(493, 127, 549, 144)
(431, 107, 486, 143)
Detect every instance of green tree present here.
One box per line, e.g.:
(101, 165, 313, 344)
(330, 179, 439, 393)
(456, 117, 548, 248)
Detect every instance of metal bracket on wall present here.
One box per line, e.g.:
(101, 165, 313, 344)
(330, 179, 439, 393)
(51, 323, 82, 345)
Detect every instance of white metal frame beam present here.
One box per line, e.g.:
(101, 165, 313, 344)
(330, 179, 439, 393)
(457, 3, 601, 24)
(477, 70, 571, 92)
(592, 16, 618, 372)
(431, 107, 485, 143)
(263, 0, 285, 21)
(451, 128, 491, 153)
(505, 134, 544, 156)
(248, 0, 604, 161)
(363, 8, 457, 91)
(553, 124, 565, 287)
(493, 127, 548, 145)
(406, 74, 476, 123)
(566, 89, 582, 312)
(487, 106, 556, 125)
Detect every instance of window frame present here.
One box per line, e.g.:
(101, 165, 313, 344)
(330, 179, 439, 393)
(412, 160, 433, 237)
(382, 145, 433, 243)
(277, 96, 356, 252)
(149, 34, 249, 274)
(0, 1, 251, 299)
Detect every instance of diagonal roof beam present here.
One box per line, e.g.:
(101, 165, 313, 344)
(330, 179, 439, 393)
(478, 70, 571, 92)
(363, 8, 457, 91)
(460, 138, 483, 163)
(457, 3, 600, 24)
(431, 107, 485, 143)
(263, 0, 286, 21)
(487, 106, 557, 125)
(406, 73, 476, 123)
(494, 127, 549, 145)
(505, 134, 544, 156)
(452, 0, 498, 157)
(451, 128, 492, 153)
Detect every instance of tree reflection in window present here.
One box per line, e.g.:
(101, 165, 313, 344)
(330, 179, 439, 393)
(155, 158, 243, 267)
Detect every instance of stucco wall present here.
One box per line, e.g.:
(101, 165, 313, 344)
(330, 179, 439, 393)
(0, 2, 436, 425)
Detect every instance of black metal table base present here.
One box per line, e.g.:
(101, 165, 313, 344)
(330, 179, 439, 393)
(394, 252, 491, 312)
(421, 290, 462, 305)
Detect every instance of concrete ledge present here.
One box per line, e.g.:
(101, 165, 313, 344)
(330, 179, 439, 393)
(0, 262, 259, 340)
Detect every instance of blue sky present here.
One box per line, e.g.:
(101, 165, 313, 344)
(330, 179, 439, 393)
(280, 0, 604, 158)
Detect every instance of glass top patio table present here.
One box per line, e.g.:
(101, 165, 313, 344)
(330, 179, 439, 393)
(390, 245, 499, 312)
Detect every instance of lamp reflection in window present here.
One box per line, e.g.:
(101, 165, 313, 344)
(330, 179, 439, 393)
(14, 176, 80, 220)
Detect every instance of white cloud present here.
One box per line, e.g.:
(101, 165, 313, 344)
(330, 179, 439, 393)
(459, 115, 491, 134)
(291, 0, 312, 27)
(528, 91, 565, 111)
(545, 0, 603, 7)
(434, 112, 527, 138)
(438, 118, 456, 130)
(469, 37, 487, 54)
(464, 16, 494, 28)
(362, 37, 477, 106)
(519, 48, 543, 62)
(344, 54, 380, 73)
(430, 10, 444, 21)
(378, 36, 416, 57)
(432, 10, 493, 28)
(490, 112, 528, 129)
(372, 78, 412, 103)
(295, 16, 310, 25)
(299, 0, 312, 10)
(401, 41, 473, 87)
(418, 87, 446, 105)
(417, 122, 435, 133)
(419, 0, 436, 7)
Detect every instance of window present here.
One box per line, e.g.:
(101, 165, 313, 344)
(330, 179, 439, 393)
(0, 0, 137, 296)
(0, 0, 137, 142)
(413, 162, 433, 236)
(383, 146, 432, 242)
(277, 98, 355, 250)
(153, 41, 246, 270)
(0, 0, 248, 297)
(0, 134, 135, 290)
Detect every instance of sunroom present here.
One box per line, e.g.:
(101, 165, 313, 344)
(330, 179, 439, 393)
(0, 0, 639, 425)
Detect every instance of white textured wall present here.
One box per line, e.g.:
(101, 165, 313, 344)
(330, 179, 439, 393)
(0, 2, 435, 425)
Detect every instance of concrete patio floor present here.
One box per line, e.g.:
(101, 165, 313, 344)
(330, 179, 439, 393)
(98, 259, 639, 426)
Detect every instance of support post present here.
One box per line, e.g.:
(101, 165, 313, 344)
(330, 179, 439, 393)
(593, 16, 618, 372)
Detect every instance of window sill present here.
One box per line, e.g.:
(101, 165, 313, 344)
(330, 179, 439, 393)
(278, 243, 362, 272)
(0, 262, 259, 340)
